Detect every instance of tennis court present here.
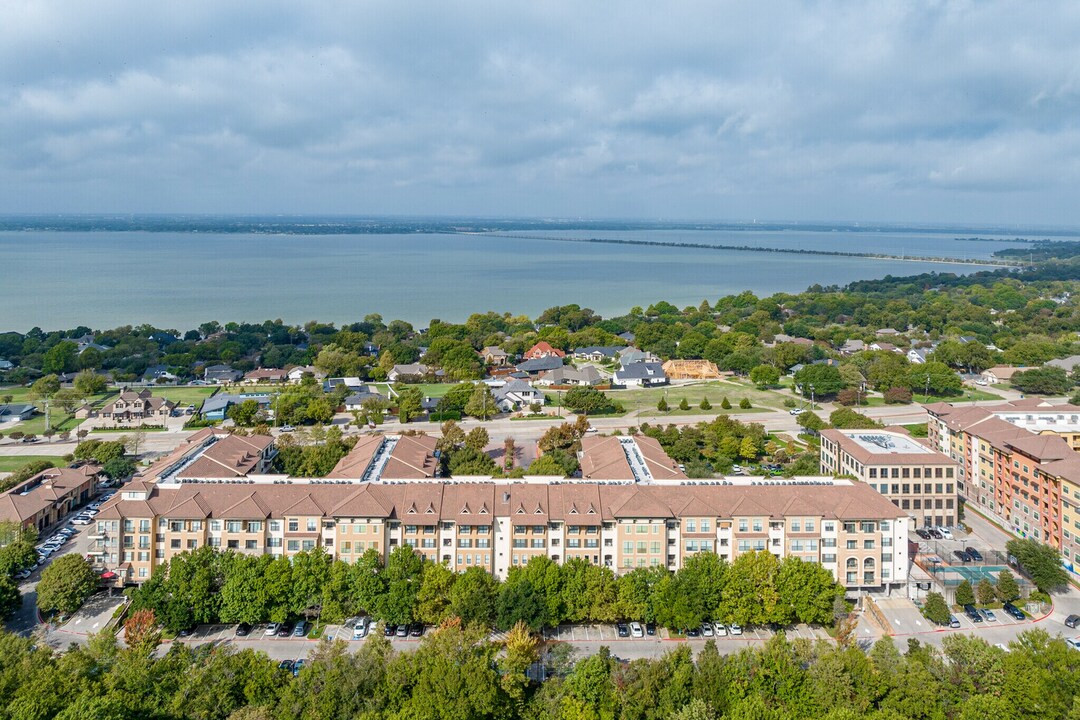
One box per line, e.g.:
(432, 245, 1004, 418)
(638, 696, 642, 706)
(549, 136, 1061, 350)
(925, 563, 1007, 586)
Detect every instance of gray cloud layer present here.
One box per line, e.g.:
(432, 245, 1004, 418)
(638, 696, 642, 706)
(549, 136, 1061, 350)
(2, 1, 1079, 224)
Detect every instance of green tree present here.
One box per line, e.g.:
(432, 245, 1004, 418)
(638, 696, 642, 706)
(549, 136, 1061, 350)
(738, 436, 758, 460)
(37, 554, 98, 616)
(794, 363, 845, 398)
(0, 576, 19, 620)
(908, 361, 963, 397)
(73, 370, 108, 396)
(564, 386, 617, 415)
(738, 397, 751, 409)
(395, 386, 424, 423)
(524, 453, 568, 476)
(955, 579, 975, 607)
(719, 551, 781, 625)
(922, 591, 950, 625)
(464, 383, 498, 420)
(415, 562, 457, 625)
(450, 566, 499, 627)
(227, 399, 261, 426)
(28, 374, 61, 402)
(1010, 367, 1074, 395)
(720, 397, 732, 410)
(700, 397, 712, 410)
(679, 397, 691, 411)
(100, 457, 135, 481)
(775, 556, 844, 625)
(996, 569, 1020, 602)
(42, 341, 78, 374)
(829, 407, 883, 429)
(749, 364, 781, 388)
(976, 579, 996, 606)
(379, 546, 423, 624)
(657, 397, 669, 412)
(51, 388, 83, 414)
(464, 426, 490, 452)
(1007, 538, 1069, 592)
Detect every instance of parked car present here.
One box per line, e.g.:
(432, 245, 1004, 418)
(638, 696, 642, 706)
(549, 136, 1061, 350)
(177, 626, 196, 638)
(616, 622, 630, 638)
(409, 623, 424, 637)
(71, 517, 92, 525)
(981, 609, 997, 622)
(276, 622, 293, 637)
(15, 569, 32, 580)
(714, 622, 727, 637)
(700, 622, 714, 637)
(938, 527, 954, 540)
(685, 627, 700, 637)
(278, 659, 294, 672)
(235, 623, 252, 637)
(280, 425, 295, 432)
(383, 623, 396, 637)
(964, 604, 983, 623)
(953, 550, 972, 563)
(292, 659, 305, 677)
(789, 408, 805, 416)
(728, 624, 743, 636)
(1066, 637, 1080, 650)
(915, 528, 930, 540)
(265, 623, 281, 636)
(645, 622, 657, 636)
(927, 528, 943, 539)
(1003, 602, 1025, 620)
(1066, 614, 1080, 629)
(629, 622, 644, 638)
(395, 624, 408, 638)
(965, 547, 984, 562)
(352, 618, 369, 640)
(292, 621, 307, 637)
(948, 615, 961, 628)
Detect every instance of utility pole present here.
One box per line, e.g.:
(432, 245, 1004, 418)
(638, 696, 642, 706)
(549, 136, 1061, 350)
(809, 384, 815, 411)
(924, 374, 931, 403)
(45, 395, 51, 433)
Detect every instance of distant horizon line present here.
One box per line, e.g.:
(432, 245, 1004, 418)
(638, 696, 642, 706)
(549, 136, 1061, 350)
(1, 212, 1078, 236)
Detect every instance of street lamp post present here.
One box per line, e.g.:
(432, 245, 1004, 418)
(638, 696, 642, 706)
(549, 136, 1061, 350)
(924, 374, 931, 403)
(809, 384, 815, 411)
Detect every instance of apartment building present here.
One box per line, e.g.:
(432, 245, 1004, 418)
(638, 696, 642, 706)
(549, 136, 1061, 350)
(0, 465, 101, 532)
(925, 400, 1080, 570)
(819, 429, 959, 528)
(95, 476, 906, 591)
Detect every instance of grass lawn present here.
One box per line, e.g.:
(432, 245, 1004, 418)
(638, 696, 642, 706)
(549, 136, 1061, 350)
(637, 406, 770, 418)
(10, 413, 83, 436)
(0, 385, 34, 403)
(608, 379, 789, 414)
(0, 456, 67, 473)
(149, 386, 218, 407)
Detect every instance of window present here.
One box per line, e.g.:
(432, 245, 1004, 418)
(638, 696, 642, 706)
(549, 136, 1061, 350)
(752, 520, 762, 532)
(139, 520, 150, 533)
(824, 523, 834, 532)
(686, 519, 696, 533)
(701, 519, 710, 533)
(288, 520, 299, 532)
(790, 520, 801, 532)
(248, 521, 262, 532)
(226, 521, 241, 533)
(738, 519, 748, 532)
(307, 519, 317, 532)
(245, 540, 258, 550)
(170, 539, 180, 549)
(227, 539, 239, 549)
(270, 521, 281, 532)
(287, 540, 299, 552)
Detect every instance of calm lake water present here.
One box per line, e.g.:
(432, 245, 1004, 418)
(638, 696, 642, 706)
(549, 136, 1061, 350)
(0, 228, 1038, 331)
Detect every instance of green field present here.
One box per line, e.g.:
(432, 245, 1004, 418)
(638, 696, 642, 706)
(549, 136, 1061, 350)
(608, 378, 790, 415)
(148, 386, 218, 407)
(0, 456, 67, 473)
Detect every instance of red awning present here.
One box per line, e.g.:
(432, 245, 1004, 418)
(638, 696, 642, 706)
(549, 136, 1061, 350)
(100, 571, 117, 579)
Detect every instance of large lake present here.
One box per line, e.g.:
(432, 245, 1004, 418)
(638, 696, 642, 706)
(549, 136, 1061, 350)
(0, 227, 1047, 331)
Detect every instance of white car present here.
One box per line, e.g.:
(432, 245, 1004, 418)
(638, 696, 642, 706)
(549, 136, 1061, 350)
(1067, 637, 1080, 651)
(629, 622, 644, 638)
(789, 408, 805, 416)
(938, 527, 954, 540)
(265, 623, 280, 636)
(728, 624, 743, 636)
(974, 379, 988, 386)
(714, 622, 727, 636)
(71, 517, 93, 525)
(280, 425, 295, 432)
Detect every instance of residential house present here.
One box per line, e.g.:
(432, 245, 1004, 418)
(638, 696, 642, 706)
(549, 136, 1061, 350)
(480, 346, 510, 366)
(840, 339, 866, 355)
(200, 394, 274, 422)
(0, 359, 13, 371)
(618, 348, 660, 367)
(388, 363, 443, 382)
(323, 377, 365, 393)
(869, 342, 899, 353)
(203, 364, 243, 384)
(344, 386, 388, 411)
(493, 379, 545, 412)
(75, 334, 110, 354)
(0, 403, 36, 422)
(515, 356, 564, 378)
(617, 331, 636, 343)
(981, 366, 1023, 385)
(875, 328, 901, 337)
(614, 362, 668, 387)
(535, 365, 603, 387)
(142, 365, 179, 383)
(0, 465, 101, 532)
(907, 348, 930, 364)
(524, 342, 566, 360)
(1047, 356, 1080, 373)
(286, 365, 325, 383)
(78, 389, 175, 428)
(243, 368, 288, 384)
(573, 346, 623, 362)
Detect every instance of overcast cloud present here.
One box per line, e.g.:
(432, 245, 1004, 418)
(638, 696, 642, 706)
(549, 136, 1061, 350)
(2, 1, 1079, 225)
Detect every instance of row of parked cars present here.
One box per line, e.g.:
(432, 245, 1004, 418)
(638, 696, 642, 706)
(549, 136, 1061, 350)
(915, 526, 955, 540)
(952, 547, 984, 563)
(70, 492, 113, 526)
(612, 620, 745, 638)
(946, 602, 1025, 627)
(383, 622, 426, 638)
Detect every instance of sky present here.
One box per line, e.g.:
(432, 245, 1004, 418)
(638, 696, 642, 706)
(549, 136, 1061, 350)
(2, 1, 1079, 226)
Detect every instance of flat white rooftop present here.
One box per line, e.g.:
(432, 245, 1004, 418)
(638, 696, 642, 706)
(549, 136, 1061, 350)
(843, 431, 935, 455)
